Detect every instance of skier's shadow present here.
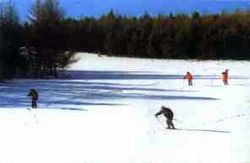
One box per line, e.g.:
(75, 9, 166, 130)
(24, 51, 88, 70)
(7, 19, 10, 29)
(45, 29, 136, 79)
(176, 128, 231, 133)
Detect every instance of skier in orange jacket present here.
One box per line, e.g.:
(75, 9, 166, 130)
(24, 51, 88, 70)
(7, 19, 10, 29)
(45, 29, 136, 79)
(184, 71, 193, 86)
(222, 69, 229, 85)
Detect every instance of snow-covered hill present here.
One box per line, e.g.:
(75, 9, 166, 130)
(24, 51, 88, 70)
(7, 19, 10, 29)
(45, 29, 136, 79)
(0, 52, 250, 163)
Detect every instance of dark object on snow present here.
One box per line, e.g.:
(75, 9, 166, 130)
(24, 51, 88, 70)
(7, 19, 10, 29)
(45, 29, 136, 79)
(28, 89, 39, 108)
(155, 106, 175, 129)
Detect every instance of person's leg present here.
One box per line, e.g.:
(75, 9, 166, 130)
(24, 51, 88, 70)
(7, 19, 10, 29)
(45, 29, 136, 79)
(170, 120, 175, 129)
(32, 99, 37, 108)
(223, 80, 228, 85)
(189, 80, 193, 86)
(31, 100, 35, 108)
(34, 99, 37, 108)
(166, 119, 171, 129)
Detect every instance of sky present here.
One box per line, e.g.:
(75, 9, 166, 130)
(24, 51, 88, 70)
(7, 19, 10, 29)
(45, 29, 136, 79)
(9, 0, 250, 21)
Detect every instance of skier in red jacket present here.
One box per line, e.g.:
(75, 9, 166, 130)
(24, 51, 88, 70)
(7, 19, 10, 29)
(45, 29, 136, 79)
(222, 69, 229, 85)
(184, 71, 193, 86)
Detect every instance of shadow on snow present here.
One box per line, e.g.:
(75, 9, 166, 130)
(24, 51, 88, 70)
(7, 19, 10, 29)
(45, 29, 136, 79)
(63, 70, 249, 80)
(175, 128, 231, 133)
(0, 70, 220, 109)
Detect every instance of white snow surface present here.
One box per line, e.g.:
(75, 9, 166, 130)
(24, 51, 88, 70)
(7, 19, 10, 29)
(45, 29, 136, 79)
(1, 52, 250, 163)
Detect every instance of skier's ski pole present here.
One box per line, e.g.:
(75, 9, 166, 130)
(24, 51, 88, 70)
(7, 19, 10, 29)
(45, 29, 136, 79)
(156, 116, 166, 128)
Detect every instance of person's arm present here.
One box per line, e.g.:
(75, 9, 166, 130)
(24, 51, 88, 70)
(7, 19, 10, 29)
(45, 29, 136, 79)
(155, 110, 163, 117)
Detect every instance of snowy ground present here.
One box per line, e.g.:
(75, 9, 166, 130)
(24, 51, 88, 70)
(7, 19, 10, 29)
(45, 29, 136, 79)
(0, 52, 250, 163)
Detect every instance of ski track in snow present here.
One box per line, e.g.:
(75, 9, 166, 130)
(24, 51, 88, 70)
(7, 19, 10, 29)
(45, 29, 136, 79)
(0, 53, 250, 163)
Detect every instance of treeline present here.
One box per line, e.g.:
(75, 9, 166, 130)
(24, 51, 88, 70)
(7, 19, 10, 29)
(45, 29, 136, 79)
(71, 10, 250, 60)
(1, 0, 250, 79)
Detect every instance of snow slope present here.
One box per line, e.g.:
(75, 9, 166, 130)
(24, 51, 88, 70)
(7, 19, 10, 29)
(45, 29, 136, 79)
(0, 52, 250, 163)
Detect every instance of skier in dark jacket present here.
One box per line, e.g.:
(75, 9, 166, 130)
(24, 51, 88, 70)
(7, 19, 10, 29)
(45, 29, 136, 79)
(155, 106, 175, 129)
(28, 89, 39, 108)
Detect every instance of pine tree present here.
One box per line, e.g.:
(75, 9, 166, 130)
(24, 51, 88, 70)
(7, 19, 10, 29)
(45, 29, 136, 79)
(0, 1, 22, 79)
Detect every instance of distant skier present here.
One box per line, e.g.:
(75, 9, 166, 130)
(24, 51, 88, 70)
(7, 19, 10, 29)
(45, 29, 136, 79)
(222, 69, 229, 85)
(28, 89, 39, 108)
(184, 71, 193, 86)
(155, 106, 175, 129)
